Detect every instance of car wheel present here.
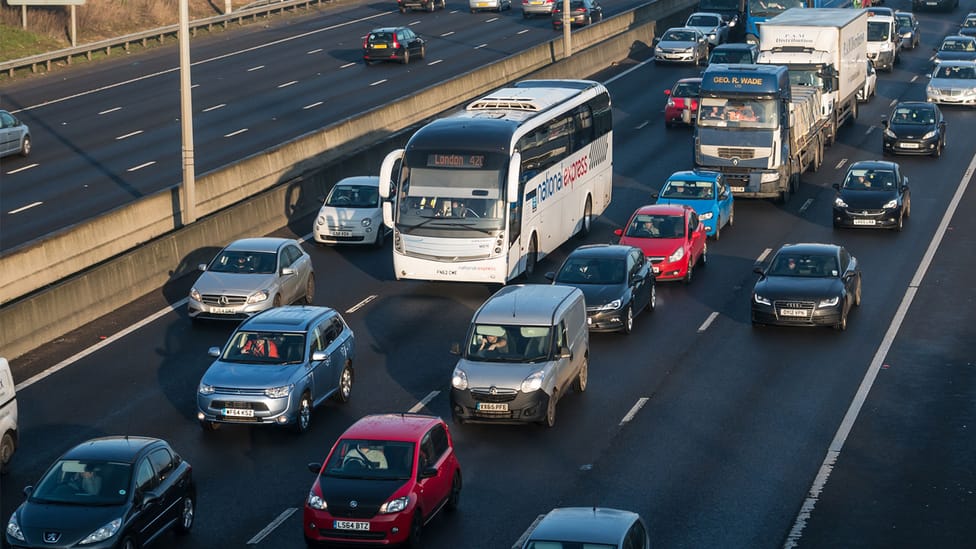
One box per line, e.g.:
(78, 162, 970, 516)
(272, 294, 282, 308)
(120, 537, 137, 549)
(524, 235, 538, 276)
(577, 196, 592, 238)
(854, 278, 862, 307)
(542, 391, 557, 428)
(406, 511, 423, 548)
(932, 141, 942, 158)
(399, 6, 407, 12)
(452, 412, 465, 426)
(175, 495, 195, 534)
(585, 14, 591, 25)
(334, 363, 353, 403)
(470, 7, 476, 12)
(402, 49, 410, 65)
(419, 45, 426, 60)
(20, 136, 31, 157)
(699, 242, 707, 267)
(647, 283, 656, 312)
(446, 472, 462, 511)
(834, 311, 848, 331)
(728, 205, 734, 227)
(684, 259, 694, 285)
(200, 420, 220, 432)
(621, 304, 633, 334)
(427, 0, 435, 11)
(573, 356, 588, 392)
(0, 431, 15, 474)
(905, 199, 911, 218)
(294, 392, 313, 434)
(713, 222, 720, 241)
(522, 10, 529, 18)
(374, 227, 386, 248)
(304, 274, 315, 305)
(896, 213, 904, 232)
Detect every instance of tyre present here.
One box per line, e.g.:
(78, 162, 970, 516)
(175, 496, 195, 534)
(374, 227, 386, 248)
(621, 304, 633, 335)
(272, 294, 282, 308)
(834, 311, 848, 331)
(573, 357, 588, 392)
(854, 278, 862, 307)
(427, 1, 435, 11)
(293, 392, 313, 434)
(402, 49, 411, 65)
(200, 420, 220, 432)
(699, 242, 707, 267)
(713, 222, 720, 241)
(0, 431, 15, 474)
(522, 10, 528, 18)
(904, 199, 911, 218)
(524, 235, 538, 276)
(334, 363, 353, 403)
(932, 141, 943, 158)
(727, 205, 734, 227)
(684, 258, 694, 285)
(542, 391, 557, 428)
(585, 14, 591, 25)
(406, 511, 423, 548)
(647, 283, 656, 312)
(446, 473, 462, 511)
(120, 537, 137, 549)
(470, 8, 476, 12)
(304, 274, 315, 305)
(400, 6, 407, 13)
(419, 45, 426, 60)
(847, 100, 858, 127)
(896, 213, 904, 232)
(20, 136, 31, 157)
(577, 196, 592, 238)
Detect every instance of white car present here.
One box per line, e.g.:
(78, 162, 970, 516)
(685, 12, 728, 47)
(858, 59, 878, 102)
(313, 176, 387, 246)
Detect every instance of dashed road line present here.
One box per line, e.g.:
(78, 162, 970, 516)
(888, 99, 898, 108)
(346, 295, 378, 313)
(517, 29, 530, 34)
(428, 59, 443, 65)
(247, 65, 265, 71)
(247, 508, 297, 545)
(340, 62, 356, 68)
(202, 103, 225, 112)
(307, 48, 323, 54)
(224, 128, 248, 138)
(486, 17, 499, 22)
(697, 312, 719, 333)
(834, 158, 847, 170)
(636, 120, 649, 129)
(98, 107, 121, 115)
(408, 391, 440, 413)
(799, 198, 813, 214)
(8, 201, 42, 215)
(115, 130, 143, 140)
(910, 75, 918, 82)
(6, 163, 38, 175)
(865, 126, 875, 135)
(126, 161, 156, 172)
(303, 101, 323, 110)
(441, 31, 455, 37)
(278, 80, 298, 88)
(756, 247, 772, 264)
(620, 397, 649, 425)
(475, 43, 487, 49)
(370, 79, 387, 86)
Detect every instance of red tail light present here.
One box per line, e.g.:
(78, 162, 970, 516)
(673, 99, 686, 109)
(691, 99, 699, 110)
(575, 7, 585, 11)
(363, 37, 369, 49)
(392, 39, 400, 49)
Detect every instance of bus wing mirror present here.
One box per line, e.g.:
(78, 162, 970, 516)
(379, 149, 404, 199)
(382, 202, 394, 229)
(507, 152, 522, 203)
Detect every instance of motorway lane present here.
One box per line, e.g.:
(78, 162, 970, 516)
(0, 0, 648, 251)
(4, 4, 976, 548)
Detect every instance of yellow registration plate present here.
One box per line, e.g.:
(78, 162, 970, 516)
(372, 44, 387, 49)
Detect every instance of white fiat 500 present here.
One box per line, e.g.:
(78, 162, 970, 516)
(313, 176, 387, 246)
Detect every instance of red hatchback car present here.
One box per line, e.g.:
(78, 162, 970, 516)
(664, 77, 701, 128)
(615, 204, 708, 283)
(303, 414, 462, 547)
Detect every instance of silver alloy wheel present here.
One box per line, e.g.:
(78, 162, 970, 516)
(623, 304, 633, 334)
(335, 365, 353, 402)
(180, 497, 195, 531)
(574, 359, 588, 392)
(544, 391, 557, 428)
(0, 432, 14, 471)
(648, 284, 656, 311)
(297, 393, 312, 432)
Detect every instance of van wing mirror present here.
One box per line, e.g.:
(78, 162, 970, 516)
(379, 149, 404, 199)
(507, 152, 521, 203)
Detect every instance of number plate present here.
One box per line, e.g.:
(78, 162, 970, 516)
(223, 408, 254, 417)
(328, 230, 353, 237)
(779, 308, 808, 318)
(899, 142, 920, 149)
(372, 44, 387, 49)
(477, 402, 509, 411)
(334, 520, 370, 531)
(853, 219, 876, 226)
(210, 307, 237, 315)
(730, 186, 745, 193)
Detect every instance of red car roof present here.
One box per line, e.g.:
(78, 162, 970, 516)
(634, 203, 690, 215)
(339, 413, 443, 442)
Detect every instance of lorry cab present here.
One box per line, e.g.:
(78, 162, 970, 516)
(0, 357, 18, 473)
(866, 13, 900, 71)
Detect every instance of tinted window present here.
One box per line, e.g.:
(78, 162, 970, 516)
(556, 256, 626, 284)
(30, 459, 132, 505)
(672, 81, 700, 97)
(624, 214, 685, 239)
(134, 458, 156, 493)
(323, 439, 415, 480)
(148, 448, 175, 481)
(429, 424, 449, 459)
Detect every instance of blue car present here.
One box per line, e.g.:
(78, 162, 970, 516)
(653, 170, 734, 239)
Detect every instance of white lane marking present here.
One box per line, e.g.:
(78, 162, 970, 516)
(428, 59, 443, 66)
(408, 391, 440, 413)
(7, 11, 398, 115)
(889, 99, 898, 108)
(517, 29, 530, 34)
(202, 103, 225, 112)
(224, 128, 248, 137)
(247, 507, 297, 545)
(16, 299, 187, 391)
(98, 107, 121, 115)
(834, 158, 847, 170)
(278, 80, 298, 88)
(6, 163, 38, 175)
(247, 65, 265, 71)
(115, 130, 143, 140)
(636, 120, 649, 129)
(486, 17, 499, 22)
(697, 312, 719, 333)
(410, 20, 421, 25)
(911, 75, 918, 82)
(865, 126, 875, 135)
(514, 515, 548, 549)
(307, 48, 323, 54)
(799, 198, 813, 214)
(126, 161, 156, 172)
(441, 31, 455, 37)
(346, 295, 378, 313)
(191, 84, 200, 89)
(756, 248, 772, 264)
(784, 149, 976, 549)
(475, 43, 488, 49)
(340, 62, 357, 69)
(619, 397, 649, 425)
(303, 101, 323, 110)
(8, 201, 43, 215)
(370, 79, 387, 86)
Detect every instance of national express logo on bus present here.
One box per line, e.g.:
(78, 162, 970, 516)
(528, 154, 590, 212)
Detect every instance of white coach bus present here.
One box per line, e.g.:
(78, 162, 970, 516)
(378, 79, 613, 283)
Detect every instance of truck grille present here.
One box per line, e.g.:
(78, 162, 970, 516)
(717, 147, 755, 160)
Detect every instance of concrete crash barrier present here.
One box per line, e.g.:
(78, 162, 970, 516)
(0, 0, 697, 360)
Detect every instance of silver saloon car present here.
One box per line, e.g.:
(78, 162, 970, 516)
(654, 27, 709, 65)
(927, 60, 976, 106)
(188, 237, 315, 321)
(0, 110, 30, 159)
(197, 306, 355, 434)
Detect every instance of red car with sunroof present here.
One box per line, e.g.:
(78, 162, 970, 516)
(615, 204, 708, 284)
(303, 414, 462, 547)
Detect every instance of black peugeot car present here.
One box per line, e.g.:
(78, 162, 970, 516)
(546, 244, 655, 334)
(751, 243, 862, 331)
(5, 436, 195, 549)
(832, 160, 911, 231)
(882, 101, 946, 157)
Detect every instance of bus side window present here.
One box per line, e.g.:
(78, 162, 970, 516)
(573, 106, 594, 150)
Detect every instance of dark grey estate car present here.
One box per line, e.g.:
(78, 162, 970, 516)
(197, 306, 355, 434)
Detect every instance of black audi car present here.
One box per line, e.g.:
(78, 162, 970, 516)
(751, 243, 861, 331)
(882, 101, 945, 157)
(546, 244, 655, 334)
(832, 160, 911, 231)
(5, 436, 195, 549)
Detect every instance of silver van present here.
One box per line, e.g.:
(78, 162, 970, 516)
(0, 357, 18, 473)
(449, 285, 588, 428)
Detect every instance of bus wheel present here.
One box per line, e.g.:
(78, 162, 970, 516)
(577, 196, 593, 239)
(525, 235, 538, 276)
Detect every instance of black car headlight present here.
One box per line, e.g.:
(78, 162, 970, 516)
(818, 296, 840, 308)
(922, 130, 937, 140)
(753, 294, 771, 306)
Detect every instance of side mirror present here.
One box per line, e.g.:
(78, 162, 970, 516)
(23, 486, 33, 497)
(449, 342, 460, 356)
(382, 201, 394, 229)
(507, 152, 521, 203)
(613, 228, 624, 237)
(880, 118, 888, 127)
(664, 89, 672, 96)
(651, 192, 660, 199)
(308, 462, 322, 474)
(208, 346, 221, 357)
(753, 267, 765, 276)
(832, 183, 840, 190)
(653, 37, 661, 44)
(544, 271, 556, 281)
(312, 350, 328, 362)
(420, 466, 438, 479)
(140, 492, 159, 507)
(198, 263, 207, 271)
(281, 267, 295, 276)
(558, 345, 572, 359)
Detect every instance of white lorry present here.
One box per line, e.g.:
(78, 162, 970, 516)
(0, 357, 18, 474)
(758, 8, 867, 147)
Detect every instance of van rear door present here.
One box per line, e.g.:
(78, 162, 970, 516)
(0, 357, 18, 473)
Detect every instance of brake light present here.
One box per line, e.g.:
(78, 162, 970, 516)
(575, 6, 585, 11)
(392, 38, 400, 49)
(363, 37, 369, 49)
(691, 99, 699, 110)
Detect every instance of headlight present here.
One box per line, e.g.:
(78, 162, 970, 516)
(668, 247, 685, 263)
(699, 212, 714, 220)
(834, 197, 848, 208)
(361, 218, 372, 227)
(190, 288, 202, 301)
(451, 368, 468, 390)
(922, 130, 937, 140)
(265, 385, 293, 398)
(655, 46, 663, 54)
(307, 490, 328, 510)
(6, 514, 24, 541)
(80, 518, 122, 545)
(926, 86, 937, 96)
(379, 496, 410, 514)
(596, 299, 622, 311)
(883, 199, 898, 209)
(520, 371, 544, 393)
(818, 296, 840, 308)
(753, 294, 771, 306)
(884, 128, 897, 138)
(709, 33, 716, 38)
(903, 31, 913, 38)
(247, 290, 270, 304)
(681, 48, 693, 53)
(198, 383, 215, 395)
(316, 214, 325, 226)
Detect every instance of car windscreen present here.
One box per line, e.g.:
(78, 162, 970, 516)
(624, 214, 685, 239)
(896, 15, 912, 28)
(30, 460, 132, 506)
(966, 18, 976, 28)
(843, 169, 897, 191)
(672, 82, 701, 96)
(524, 543, 615, 549)
(710, 51, 746, 63)
(467, 324, 552, 363)
(687, 15, 719, 27)
(663, 30, 696, 41)
(325, 184, 379, 208)
(767, 253, 839, 278)
(323, 440, 416, 480)
(934, 65, 976, 79)
(661, 180, 714, 200)
(222, 331, 307, 364)
(208, 250, 277, 274)
(556, 257, 625, 285)
(940, 38, 975, 51)
(867, 21, 891, 41)
(889, 106, 936, 125)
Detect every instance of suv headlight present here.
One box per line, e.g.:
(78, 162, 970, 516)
(834, 197, 848, 208)
(247, 290, 270, 304)
(6, 514, 24, 541)
(520, 371, 544, 393)
(818, 296, 840, 308)
(80, 518, 122, 545)
(380, 496, 410, 514)
(884, 128, 897, 138)
(307, 491, 327, 510)
(753, 293, 771, 306)
(265, 385, 293, 398)
(451, 368, 468, 390)
(922, 130, 937, 140)
(668, 247, 685, 263)
(198, 383, 215, 395)
(190, 288, 202, 301)
(596, 299, 622, 311)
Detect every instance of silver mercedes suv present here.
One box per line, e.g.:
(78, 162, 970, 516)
(196, 306, 355, 434)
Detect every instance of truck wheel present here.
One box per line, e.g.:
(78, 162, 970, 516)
(0, 431, 15, 473)
(846, 100, 858, 126)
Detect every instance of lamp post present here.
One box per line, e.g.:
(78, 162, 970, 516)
(562, 0, 571, 57)
(179, 0, 196, 224)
